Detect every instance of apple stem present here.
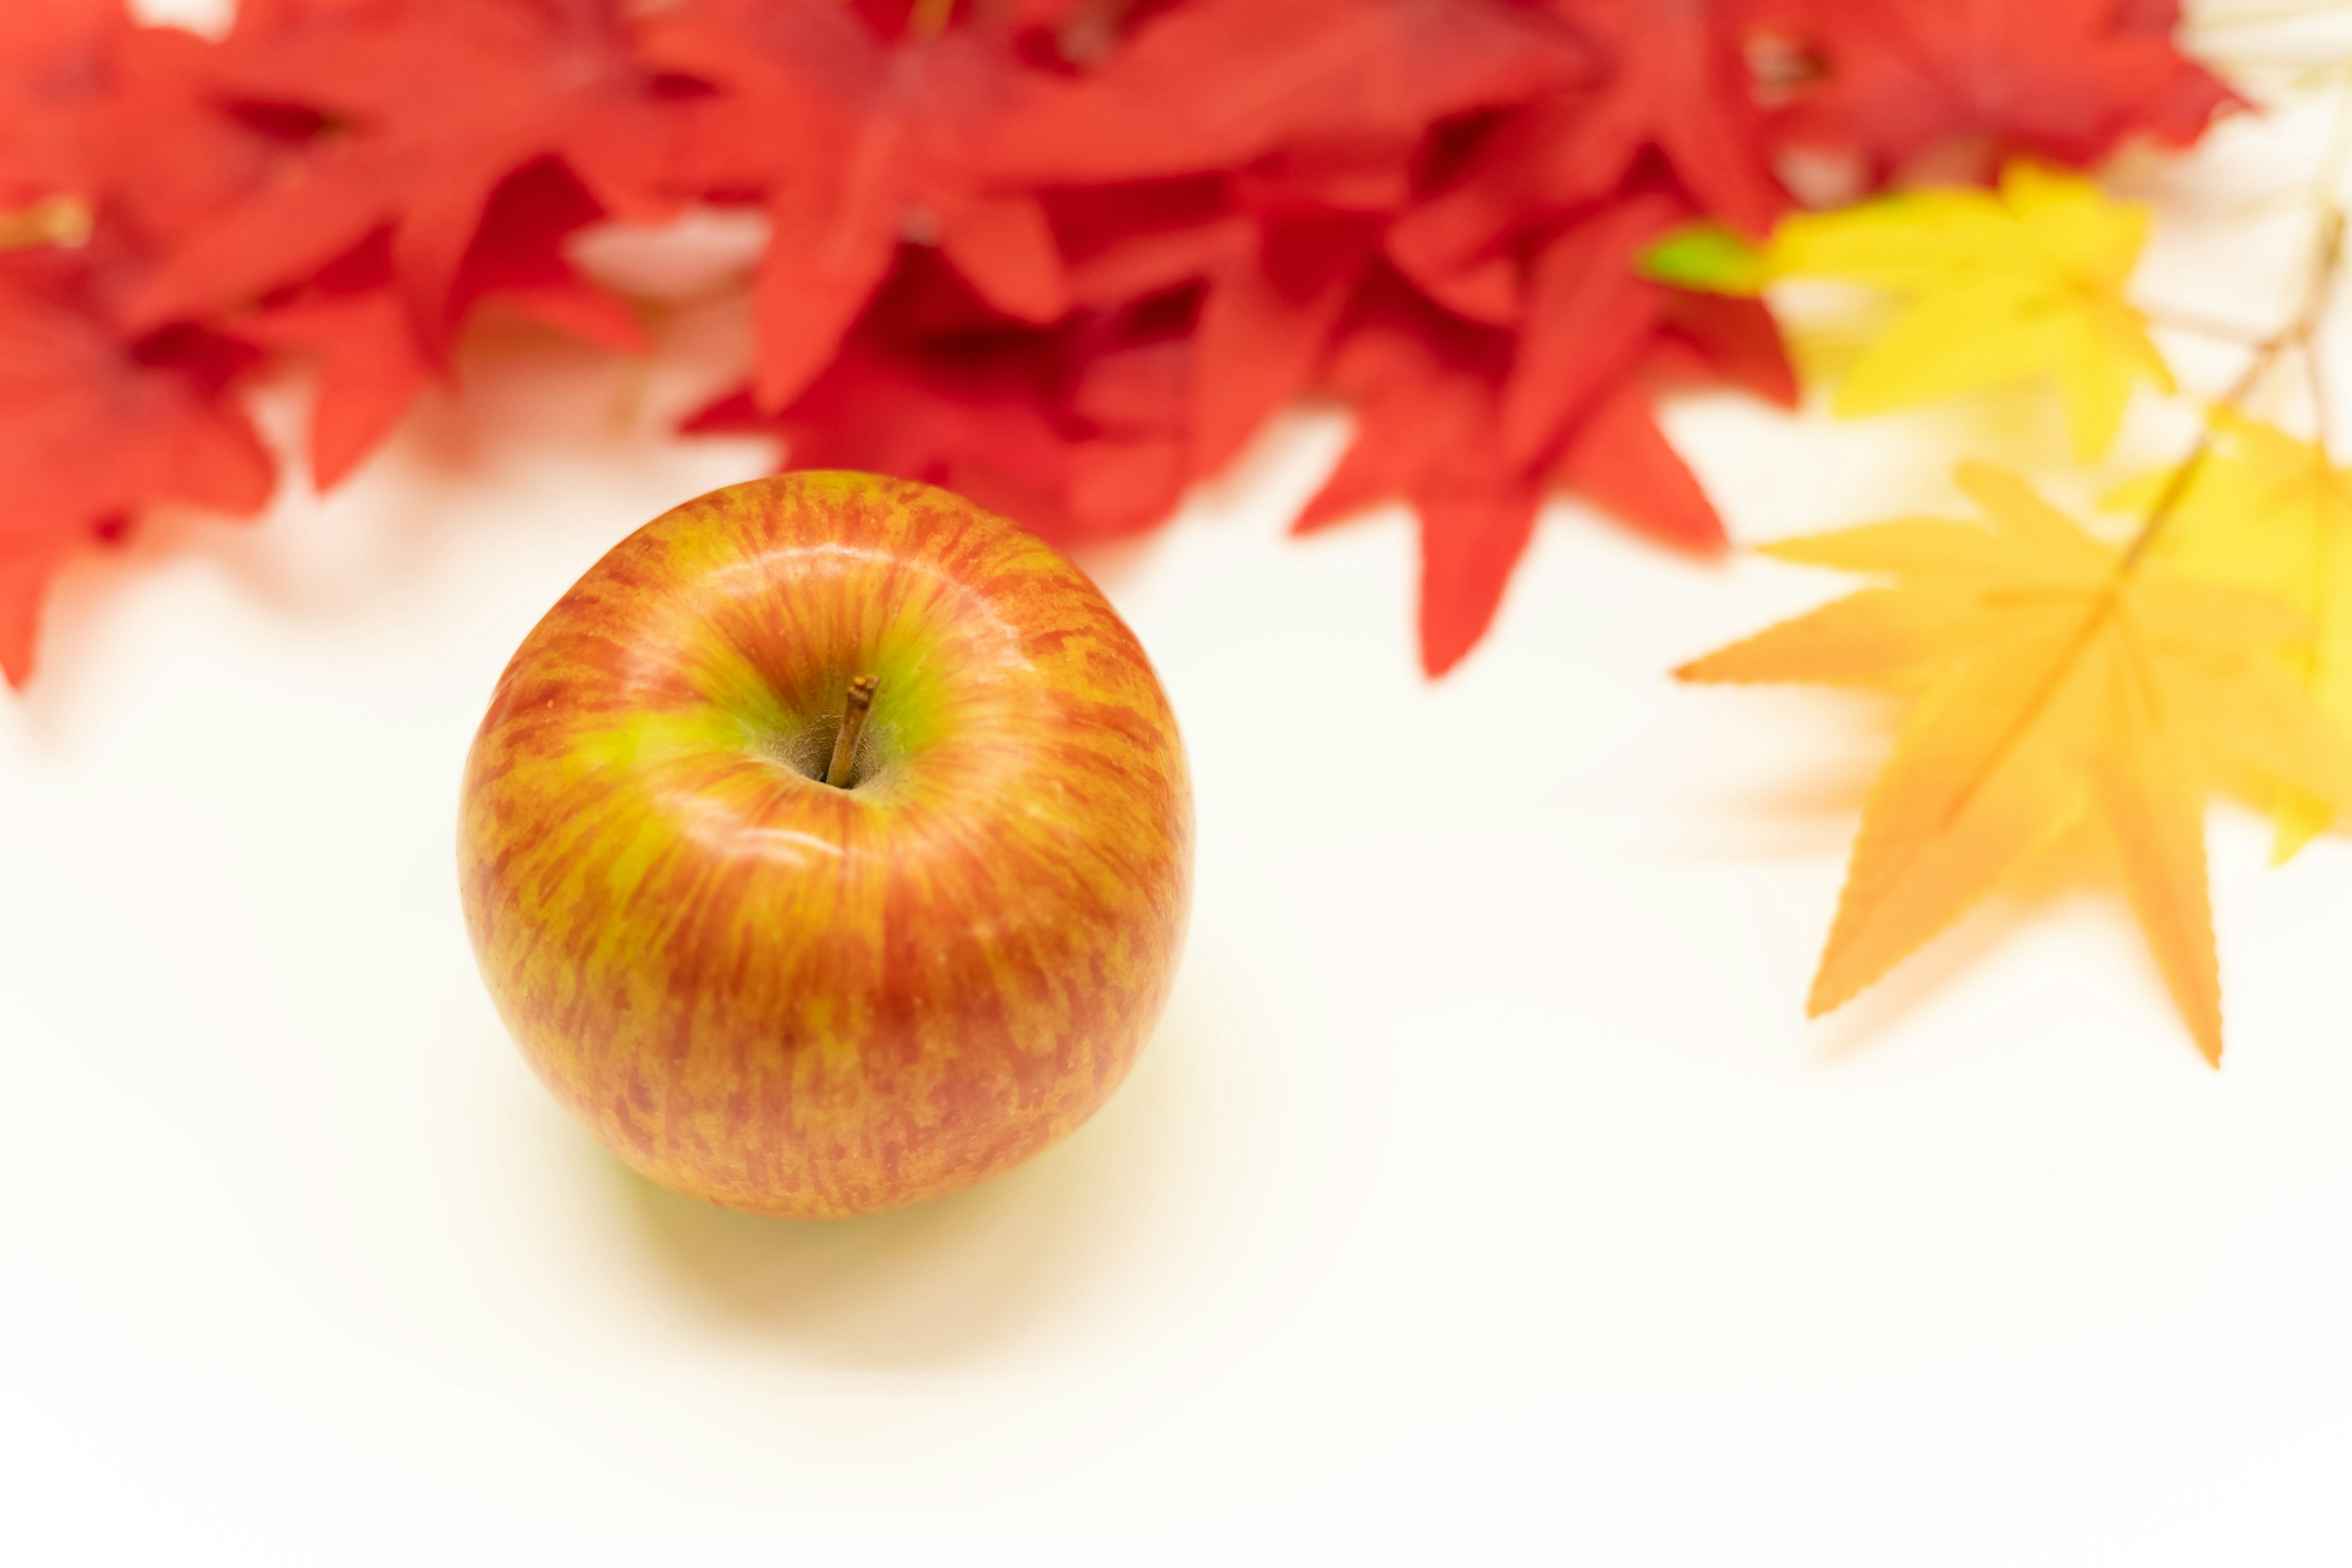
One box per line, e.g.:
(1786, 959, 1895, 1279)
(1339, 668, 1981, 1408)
(825, 674, 879, 788)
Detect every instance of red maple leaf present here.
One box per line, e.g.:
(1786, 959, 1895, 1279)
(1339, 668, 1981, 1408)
(1759, 0, 2239, 182)
(1648, 287, 1799, 409)
(1496, 188, 1686, 466)
(241, 161, 647, 491)
(68, 25, 404, 491)
(0, 0, 124, 211)
(1493, 182, 1798, 458)
(1300, 255, 1784, 674)
(0, 0, 2238, 696)
(986, 0, 1582, 185)
(243, 284, 428, 495)
(1050, 172, 1384, 480)
(1188, 208, 1380, 475)
(1389, 0, 1785, 317)
(80, 6, 655, 491)
(123, 0, 680, 345)
(1062, 331, 1193, 536)
(1551, 377, 1722, 556)
(0, 241, 273, 687)
(1546, 287, 1795, 557)
(692, 341, 1076, 532)
(1294, 291, 1541, 677)
(690, 246, 1191, 542)
(645, 0, 1071, 412)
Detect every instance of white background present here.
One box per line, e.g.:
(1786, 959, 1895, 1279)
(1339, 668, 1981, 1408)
(6, 2, 2350, 1562)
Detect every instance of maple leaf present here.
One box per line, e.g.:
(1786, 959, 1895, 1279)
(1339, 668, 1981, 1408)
(1053, 177, 1385, 480)
(1064, 334, 1194, 537)
(692, 338, 1074, 532)
(1300, 270, 1747, 675)
(1767, 160, 2173, 461)
(1187, 209, 1379, 475)
(123, 0, 679, 345)
(1558, 287, 1798, 551)
(689, 247, 1191, 543)
(985, 0, 1580, 186)
(0, 244, 274, 687)
(0, 0, 123, 224)
(1387, 0, 1784, 315)
(0, 0, 2245, 707)
(240, 164, 647, 491)
(1678, 462, 2352, 1063)
(85, 23, 328, 260)
(86, 12, 653, 491)
(645, 0, 1074, 412)
(1498, 189, 1686, 466)
(986, 0, 1584, 459)
(2105, 415, 2352, 861)
(1760, 0, 2240, 185)
(1651, 287, 1801, 409)
(1295, 289, 1539, 676)
(244, 285, 428, 494)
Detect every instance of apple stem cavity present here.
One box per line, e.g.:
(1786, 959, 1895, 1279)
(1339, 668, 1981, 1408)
(825, 674, 880, 788)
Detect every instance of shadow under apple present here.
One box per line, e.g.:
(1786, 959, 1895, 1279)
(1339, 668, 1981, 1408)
(605, 970, 1225, 1370)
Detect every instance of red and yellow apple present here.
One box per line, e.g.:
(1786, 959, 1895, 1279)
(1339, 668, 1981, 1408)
(458, 473, 1193, 1217)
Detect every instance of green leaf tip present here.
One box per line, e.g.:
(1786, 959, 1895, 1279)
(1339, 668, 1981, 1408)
(1638, 222, 1768, 296)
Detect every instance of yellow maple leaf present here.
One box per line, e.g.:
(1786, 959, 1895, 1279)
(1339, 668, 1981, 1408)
(2106, 414, 2352, 859)
(1679, 462, 2352, 1064)
(1769, 163, 2174, 462)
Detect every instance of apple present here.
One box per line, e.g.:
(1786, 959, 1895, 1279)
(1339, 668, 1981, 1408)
(458, 472, 1193, 1218)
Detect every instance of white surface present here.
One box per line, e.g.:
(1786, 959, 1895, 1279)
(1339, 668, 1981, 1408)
(9, 21, 2352, 1568)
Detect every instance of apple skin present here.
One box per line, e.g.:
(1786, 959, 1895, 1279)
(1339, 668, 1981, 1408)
(458, 472, 1193, 1218)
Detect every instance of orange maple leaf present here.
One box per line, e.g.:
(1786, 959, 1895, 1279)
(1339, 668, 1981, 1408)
(1679, 462, 2352, 1063)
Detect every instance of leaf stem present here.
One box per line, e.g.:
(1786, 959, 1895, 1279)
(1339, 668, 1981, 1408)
(2119, 205, 2342, 571)
(1935, 204, 2343, 833)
